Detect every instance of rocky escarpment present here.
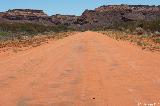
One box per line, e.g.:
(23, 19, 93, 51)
(51, 14, 79, 25)
(0, 5, 160, 30)
(0, 9, 52, 25)
(0, 9, 79, 26)
(3, 9, 48, 20)
(0, 12, 5, 17)
(95, 5, 160, 21)
(76, 5, 160, 29)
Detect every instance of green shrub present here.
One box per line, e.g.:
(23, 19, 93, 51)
(137, 41, 148, 46)
(104, 20, 160, 33)
(135, 27, 145, 35)
(0, 23, 72, 34)
(0, 23, 73, 41)
(0, 31, 9, 36)
(153, 38, 160, 43)
(142, 20, 160, 32)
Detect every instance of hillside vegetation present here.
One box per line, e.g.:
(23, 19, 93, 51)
(0, 23, 73, 41)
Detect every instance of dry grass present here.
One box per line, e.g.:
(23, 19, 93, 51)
(0, 31, 77, 53)
(99, 31, 160, 52)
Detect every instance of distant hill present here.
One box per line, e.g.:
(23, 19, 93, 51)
(0, 4, 160, 30)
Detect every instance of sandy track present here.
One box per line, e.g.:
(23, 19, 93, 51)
(0, 31, 160, 106)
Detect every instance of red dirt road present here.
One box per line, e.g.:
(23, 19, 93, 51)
(0, 31, 160, 106)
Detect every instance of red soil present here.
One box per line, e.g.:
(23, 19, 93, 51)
(0, 31, 160, 106)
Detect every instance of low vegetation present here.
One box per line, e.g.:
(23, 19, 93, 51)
(0, 23, 76, 52)
(94, 20, 160, 51)
(0, 31, 76, 53)
(0, 23, 74, 41)
(99, 30, 160, 51)
(114, 20, 160, 33)
(0, 19, 160, 52)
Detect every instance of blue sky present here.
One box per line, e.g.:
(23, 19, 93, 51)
(0, 0, 160, 16)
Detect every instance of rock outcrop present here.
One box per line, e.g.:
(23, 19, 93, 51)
(76, 5, 160, 29)
(0, 5, 160, 30)
(0, 9, 52, 25)
(2, 9, 47, 20)
(0, 12, 5, 17)
(95, 5, 160, 21)
(0, 9, 79, 26)
(51, 14, 79, 25)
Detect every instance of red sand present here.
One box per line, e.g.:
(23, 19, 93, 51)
(0, 31, 160, 106)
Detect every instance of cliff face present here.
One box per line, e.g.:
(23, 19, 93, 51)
(51, 14, 79, 25)
(77, 5, 160, 29)
(95, 5, 160, 21)
(0, 9, 79, 26)
(0, 12, 5, 17)
(0, 5, 160, 29)
(95, 5, 160, 12)
(3, 9, 48, 20)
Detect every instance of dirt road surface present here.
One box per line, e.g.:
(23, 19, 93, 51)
(0, 31, 160, 106)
